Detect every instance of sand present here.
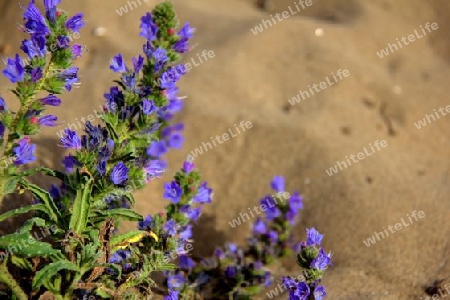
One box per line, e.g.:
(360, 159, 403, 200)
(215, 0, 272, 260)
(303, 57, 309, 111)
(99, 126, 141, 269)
(1, 0, 450, 299)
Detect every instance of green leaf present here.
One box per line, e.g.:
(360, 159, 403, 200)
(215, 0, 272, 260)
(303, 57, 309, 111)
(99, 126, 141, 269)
(0, 232, 60, 258)
(0, 204, 49, 223)
(93, 208, 143, 222)
(18, 179, 62, 226)
(69, 173, 94, 235)
(3, 177, 19, 195)
(18, 217, 46, 233)
(11, 256, 32, 271)
(32, 260, 79, 290)
(19, 167, 67, 182)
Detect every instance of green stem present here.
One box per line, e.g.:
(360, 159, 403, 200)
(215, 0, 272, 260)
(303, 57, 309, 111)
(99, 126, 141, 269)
(0, 262, 28, 300)
(4, 57, 55, 155)
(0, 57, 56, 207)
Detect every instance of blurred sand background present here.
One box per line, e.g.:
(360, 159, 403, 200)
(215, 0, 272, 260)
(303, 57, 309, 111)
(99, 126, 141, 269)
(1, 0, 450, 299)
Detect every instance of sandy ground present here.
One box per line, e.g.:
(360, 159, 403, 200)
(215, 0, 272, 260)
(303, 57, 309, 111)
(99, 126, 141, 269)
(1, 0, 450, 299)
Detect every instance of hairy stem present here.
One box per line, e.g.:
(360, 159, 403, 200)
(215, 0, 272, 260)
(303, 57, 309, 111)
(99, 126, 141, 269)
(0, 262, 28, 300)
(4, 56, 55, 155)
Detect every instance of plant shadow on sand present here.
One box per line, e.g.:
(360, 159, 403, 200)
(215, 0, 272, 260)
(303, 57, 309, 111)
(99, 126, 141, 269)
(0, 137, 64, 235)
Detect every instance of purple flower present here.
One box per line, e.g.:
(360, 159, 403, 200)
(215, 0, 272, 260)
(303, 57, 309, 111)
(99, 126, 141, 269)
(62, 155, 78, 173)
(179, 254, 196, 269)
(214, 248, 225, 260)
(40, 95, 61, 106)
(58, 67, 79, 91)
(21, 36, 46, 58)
(72, 44, 83, 58)
(180, 205, 201, 222)
(306, 227, 323, 246)
(132, 55, 144, 73)
(225, 266, 237, 278)
(163, 181, 182, 203)
(31, 67, 43, 82)
(264, 271, 272, 287)
(122, 73, 136, 89)
(182, 161, 194, 173)
(49, 184, 61, 200)
(144, 159, 165, 180)
(192, 182, 212, 204)
(152, 47, 168, 72)
(0, 96, 6, 111)
(290, 282, 310, 300)
(13, 138, 36, 165)
(161, 67, 182, 85)
(289, 191, 303, 212)
(143, 41, 154, 58)
(111, 162, 129, 185)
(164, 290, 179, 300)
(227, 243, 237, 253)
(162, 123, 183, 137)
(147, 141, 168, 157)
(38, 115, 57, 127)
(60, 129, 81, 149)
(110, 250, 131, 264)
(253, 218, 267, 234)
(282, 277, 297, 290)
(271, 175, 285, 192)
(56, 36, 70, 48)
(167, 132, 184, 149)
(178, 23, 195, 39)
(23, 2, 50, 36)
(3, 54, 24, 83)
(65, 13, 84, 32)
(44, 0, 61, 23)
(104, 86, 124, 111)
(138, 215, 154, 230)
(173, 38, 190, 53)
(164, 219, 178, 236)
(311, 248, 332, 270)
(97, 160, 106, 176)
(286, 208, 298, 226)
(142, 99, 156, 115)
(268, 230, 278, 244)
(140, 13, 158, 41)
(260, 196, 280, 220)
(314, 286, 327, 300)
(110, 53, 126, 73)
(180, 225, 192, 240)
(0, 123, 4, 137)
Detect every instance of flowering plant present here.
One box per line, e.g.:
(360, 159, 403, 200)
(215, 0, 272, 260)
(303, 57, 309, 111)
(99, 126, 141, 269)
(0, 1, 330, 299)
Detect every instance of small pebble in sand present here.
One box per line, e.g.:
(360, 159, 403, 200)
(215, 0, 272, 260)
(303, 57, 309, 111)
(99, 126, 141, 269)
(315, 28, 324, 37)
(393, 85, 402, 95)
(93, 27, 107, 37)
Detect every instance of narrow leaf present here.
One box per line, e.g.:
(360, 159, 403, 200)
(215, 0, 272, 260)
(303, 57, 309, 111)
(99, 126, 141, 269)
(0, 232, 60, 258)
(69, 174, 94, 235)
(18, 179, 62, 226)
(93, 208, 143, 222)
(0, 204, 49, 223)
(32, 260, 79, 289)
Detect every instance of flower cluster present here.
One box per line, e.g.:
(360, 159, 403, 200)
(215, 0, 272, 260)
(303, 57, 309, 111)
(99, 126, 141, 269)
(282, 228, 332, 300)
(159, 176, 304, 299)
(54, 3, 195, 211)
(0, 0, 84, 176)
(248, 176, 303, 263)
